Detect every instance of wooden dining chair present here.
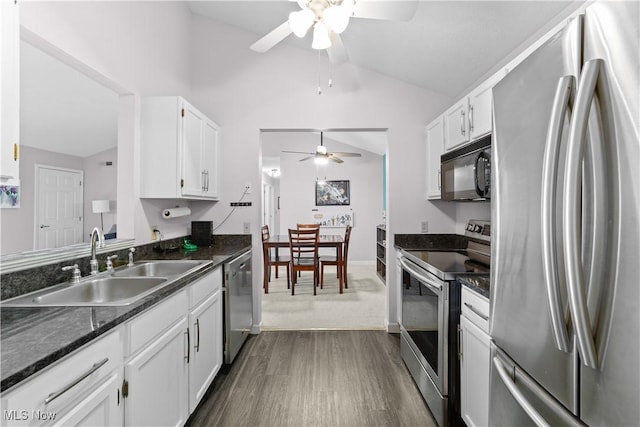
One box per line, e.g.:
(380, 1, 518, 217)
(288, 227, 320, 296)
(261, 225, 290, 293)
(320, 225, 352, 290)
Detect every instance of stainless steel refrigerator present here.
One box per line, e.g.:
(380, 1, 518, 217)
(490, 1, 639, 425)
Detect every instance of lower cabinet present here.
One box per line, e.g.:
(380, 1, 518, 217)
(122, 267, 223, 425)
(188, 290, 223, 413)
(55, 372, 122, 427)
(1, 330, 123, 427)
(124, 317, 190, 427)
(459, 287, 491, 427)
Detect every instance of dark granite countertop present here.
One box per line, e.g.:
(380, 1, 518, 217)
(457, 274, 490, 299)
(0, 241, 251, 392)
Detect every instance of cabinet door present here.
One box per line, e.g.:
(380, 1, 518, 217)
(468, 71, 504, 140)
(0, 0, 20, 182)
(460, 315, 491, 427)
(201, 119, 220, 199)
(181, 103, 206, 198)
(55, 372, 122, 427)
(188, 289, 223, 412)
(426, 118, 444, 199)
(444, 98, 469, 151)
(124, 317, 189, 427)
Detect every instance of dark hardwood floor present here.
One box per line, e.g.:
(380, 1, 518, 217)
(186, 330, 437, 427)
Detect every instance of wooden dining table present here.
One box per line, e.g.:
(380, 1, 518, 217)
(263, 234, 345, 294)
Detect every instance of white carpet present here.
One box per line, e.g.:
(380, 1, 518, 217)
(261, 262, 386, 330)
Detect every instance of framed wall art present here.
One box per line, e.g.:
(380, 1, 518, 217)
(315, 180, 350, 206)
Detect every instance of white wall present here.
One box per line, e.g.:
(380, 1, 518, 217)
(83, 147, 118, 239)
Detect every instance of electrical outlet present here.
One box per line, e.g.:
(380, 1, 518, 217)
(150, 225, 158, 240)
(243, 222, 251, 234)
(421, 221, 429, 233)
(244, 183, 252, 194)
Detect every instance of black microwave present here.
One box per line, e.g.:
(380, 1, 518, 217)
(441, 135, 491, 201)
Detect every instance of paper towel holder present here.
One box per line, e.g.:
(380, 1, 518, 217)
(162, 206, 191, 219)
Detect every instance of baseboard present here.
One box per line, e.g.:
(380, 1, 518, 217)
(385, 320, 401, 333)
(251, 324, 261, 334)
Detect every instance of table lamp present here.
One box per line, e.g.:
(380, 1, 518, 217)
(92, 200, 110, 232)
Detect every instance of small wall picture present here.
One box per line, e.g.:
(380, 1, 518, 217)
(315, 180, 350, 206)
(0, 184, 20, 208)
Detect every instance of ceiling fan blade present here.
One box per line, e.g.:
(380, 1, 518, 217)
(328, 155, 344, 164)
(298, 156, 316, 162)
(328, 33, 349, 65)
(329, 152, 362, 157)
(250, 21, 292, 53)
(282, 150, 315, 155)
(352, 0, 418, 21)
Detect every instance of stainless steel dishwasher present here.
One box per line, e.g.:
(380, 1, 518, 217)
(223, 250, 252, 364)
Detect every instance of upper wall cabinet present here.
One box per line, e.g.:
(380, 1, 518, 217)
(426, 117, 444, 200)
(444, 71, 505, 152)
(140, 96, 220, 200)
(0, 0, 20, 183)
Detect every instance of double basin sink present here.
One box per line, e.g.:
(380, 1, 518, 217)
(1, 260, 210, 307)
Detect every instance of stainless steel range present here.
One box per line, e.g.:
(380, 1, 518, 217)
(399, 220, 490, 427)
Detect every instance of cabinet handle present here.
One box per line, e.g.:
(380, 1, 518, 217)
(460, 110, 466, 136)
(457, 324, 463, 360)
(195, 318, 200, 352)
(469, 105, 474, 133)
(44, 358, 109, 404)
(204, 170, 209, 192)
(185, 328, 190, 363)
(464, 302, 489, 321)
(201, 170, 206, 191)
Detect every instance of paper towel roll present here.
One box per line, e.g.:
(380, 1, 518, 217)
(162, 207, 191, 219)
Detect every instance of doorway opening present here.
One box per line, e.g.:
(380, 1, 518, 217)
(259, 128, 388, 330)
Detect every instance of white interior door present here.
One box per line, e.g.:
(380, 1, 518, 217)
(35, 165, 83, 250)
(262, 183, 275, 232)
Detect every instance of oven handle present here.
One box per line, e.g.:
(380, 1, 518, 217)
(399, 256, 442, 293)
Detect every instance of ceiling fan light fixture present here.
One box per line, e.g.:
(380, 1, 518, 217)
(288, 9, 314, 37)
(323, 4, 350, 34)
(316, 145, 328, 155)
(312, 21, 332, 50)
(314, 155, 329, 165)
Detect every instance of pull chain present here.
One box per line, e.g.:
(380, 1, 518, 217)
(317, 50, 322, 95)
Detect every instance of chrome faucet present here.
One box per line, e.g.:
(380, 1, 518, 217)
(90, 227, 105, 275)
(106, 254, 118, 272)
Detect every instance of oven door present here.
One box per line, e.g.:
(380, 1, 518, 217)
(400, 255, 449, 395)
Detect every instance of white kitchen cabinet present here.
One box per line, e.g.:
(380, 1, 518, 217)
(459, 287, 490, 427)
(1, 330, 122, 427)
(124, 316, 189, 427)
(426, 118, 444, 199)
(54, 372, 121, 427)
(444, 71, 505, 152)
(139, 96, 220, 200)
(0, 0, 20, 183)
(122, 267, 223, 424)
(188, 289, 222, 412)
(444, 97, 470, 152)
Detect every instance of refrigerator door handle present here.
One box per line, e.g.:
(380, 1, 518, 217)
(541, 75, 575, 353)
(493, 356, 551, 427)
(493, 355, 586, 427)
(563, 59, 604, 369)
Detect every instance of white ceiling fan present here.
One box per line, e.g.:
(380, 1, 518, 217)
(282, 132, 362, 164)
(250, 0, 418, 64)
